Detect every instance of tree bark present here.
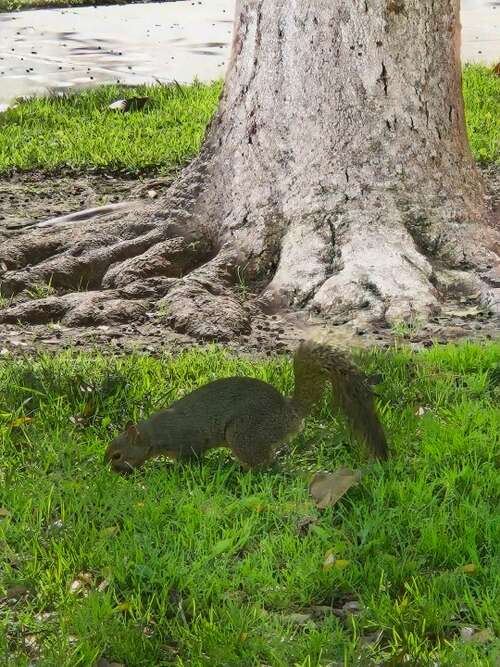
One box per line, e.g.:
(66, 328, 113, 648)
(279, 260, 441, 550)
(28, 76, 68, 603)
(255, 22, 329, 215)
(1, 0, 498, 339)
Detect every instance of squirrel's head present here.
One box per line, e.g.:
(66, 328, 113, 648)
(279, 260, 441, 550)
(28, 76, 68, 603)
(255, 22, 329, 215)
(104, 422, 152, 474)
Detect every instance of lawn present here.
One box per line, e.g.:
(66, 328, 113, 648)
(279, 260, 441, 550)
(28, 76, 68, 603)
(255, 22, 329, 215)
(1, 342, 499, 666)
(0, 66, 497, 175)
(0, 81, 222, 175)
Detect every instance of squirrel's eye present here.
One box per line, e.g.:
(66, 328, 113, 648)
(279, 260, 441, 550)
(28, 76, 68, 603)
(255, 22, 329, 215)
(111, 451, 122, 461)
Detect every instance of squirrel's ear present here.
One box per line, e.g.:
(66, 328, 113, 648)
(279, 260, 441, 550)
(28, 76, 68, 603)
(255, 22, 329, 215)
(126, 422, 140, 441)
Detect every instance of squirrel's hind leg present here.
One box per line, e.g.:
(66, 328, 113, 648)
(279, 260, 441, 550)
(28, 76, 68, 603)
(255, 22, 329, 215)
(225, 413, 297, 470)
(225, 418, 277, 470)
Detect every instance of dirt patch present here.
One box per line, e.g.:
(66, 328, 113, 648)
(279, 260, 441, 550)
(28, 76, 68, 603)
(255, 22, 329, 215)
(0, 307, 497, 360)
(0, 170, 173, 240)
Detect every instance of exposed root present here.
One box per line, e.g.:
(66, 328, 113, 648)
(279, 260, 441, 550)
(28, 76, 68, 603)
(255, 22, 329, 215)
(0, 291, 148, 326)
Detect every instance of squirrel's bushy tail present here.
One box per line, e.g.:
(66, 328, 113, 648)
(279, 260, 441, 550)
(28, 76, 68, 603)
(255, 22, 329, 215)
(291, 340, 388, 460)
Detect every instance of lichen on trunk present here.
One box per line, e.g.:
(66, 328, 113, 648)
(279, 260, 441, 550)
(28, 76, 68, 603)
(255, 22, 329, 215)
(0, 0, 498, 339)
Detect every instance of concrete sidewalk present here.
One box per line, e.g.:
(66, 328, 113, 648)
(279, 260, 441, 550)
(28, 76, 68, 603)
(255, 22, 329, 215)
(0, 0, 498, 103)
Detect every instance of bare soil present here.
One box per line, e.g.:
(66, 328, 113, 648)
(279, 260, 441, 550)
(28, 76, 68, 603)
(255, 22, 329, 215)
(0, 171, 173, 240)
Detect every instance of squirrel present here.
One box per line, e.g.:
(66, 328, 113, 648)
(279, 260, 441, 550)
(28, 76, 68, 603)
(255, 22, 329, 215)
(104, 340, 388, 474)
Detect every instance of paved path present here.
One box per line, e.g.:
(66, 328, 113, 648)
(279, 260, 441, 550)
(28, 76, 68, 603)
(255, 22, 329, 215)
(0, 0, 498, 103)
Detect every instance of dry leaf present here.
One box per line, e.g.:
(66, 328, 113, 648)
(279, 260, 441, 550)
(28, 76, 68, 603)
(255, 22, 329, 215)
(304, 605, 335, 619)
(108, 96, 149, 112)
(461, 628, 495, 644)
(282, 612, 314, 626)
(460, 627, 475, 640)
(331, 600, 362, 618)
(323, 550, 350, 571)
(10, 415, 33, 429)
(310, 468, 362, 509)
(1, 585, 30, 603)
(22, 634, 40, 655)
(97, 579, 110, 592)
(360, 630, 384, 646)
(82, 400, 95, 418)
(69, 572, 92, 594)
(296, 515, 318, 536)
(460, 563, 477, 574)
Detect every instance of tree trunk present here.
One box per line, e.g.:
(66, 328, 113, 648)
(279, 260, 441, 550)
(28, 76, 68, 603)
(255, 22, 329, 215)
(1, 0, 498, 339)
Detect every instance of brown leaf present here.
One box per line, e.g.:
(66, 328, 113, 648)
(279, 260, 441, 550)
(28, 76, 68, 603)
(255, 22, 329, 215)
(460, 563, 478, 574)
(461, 628, 495, 644)
(1, 585, 30, 602)
(309, 468, 362, 509)
(69, 572, 92, 594)
(323, 550, 350, 571)
(95, 659, 126, 667)
(10, 415, 33, 429)
(281, 612, 315, 626)
(303, 605, 335, 619)
(82, 400, 95, 418)
(296, 515, 318, 536)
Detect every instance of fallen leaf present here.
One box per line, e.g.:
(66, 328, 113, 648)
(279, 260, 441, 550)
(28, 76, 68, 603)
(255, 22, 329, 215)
(108, 99, 128, 111)
(69, 572, 92, 594)
(323, 550, 350, 571)
(296, 515, 318, 536)
(461, 627, 495, 644)
(1, 585, 29, 602)
(460, 563, 477, 574)
(460, 627, 475, 640)
(304, 605, 335, 619)
(82, 400, 95, 418)
(359, 629, 384, 646)
(108, 96, 149, 112)
(35, 611, 57, 623)
(10, 415, 33, 429)
(70, 579, 84, 593)
(331, 600, 362, 618)
(97, 579, 110, 592)
(282, 612, 314, 626)
(310, 468, 362, 509)
(22, 634, 40, 655)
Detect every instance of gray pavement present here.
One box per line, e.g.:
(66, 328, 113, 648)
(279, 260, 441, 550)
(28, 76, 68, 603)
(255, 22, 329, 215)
(0, 0, 498, 103)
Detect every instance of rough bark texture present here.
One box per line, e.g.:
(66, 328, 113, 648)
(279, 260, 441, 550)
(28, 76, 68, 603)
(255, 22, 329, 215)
(1, 0, 498, 339)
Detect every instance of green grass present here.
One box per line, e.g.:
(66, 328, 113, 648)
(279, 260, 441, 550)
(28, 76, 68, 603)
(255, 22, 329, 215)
(463, 64, 500, 163)
(1, 342, 499, 666)
(0, 81, 222, 174)
(0, 66, 498, 174)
